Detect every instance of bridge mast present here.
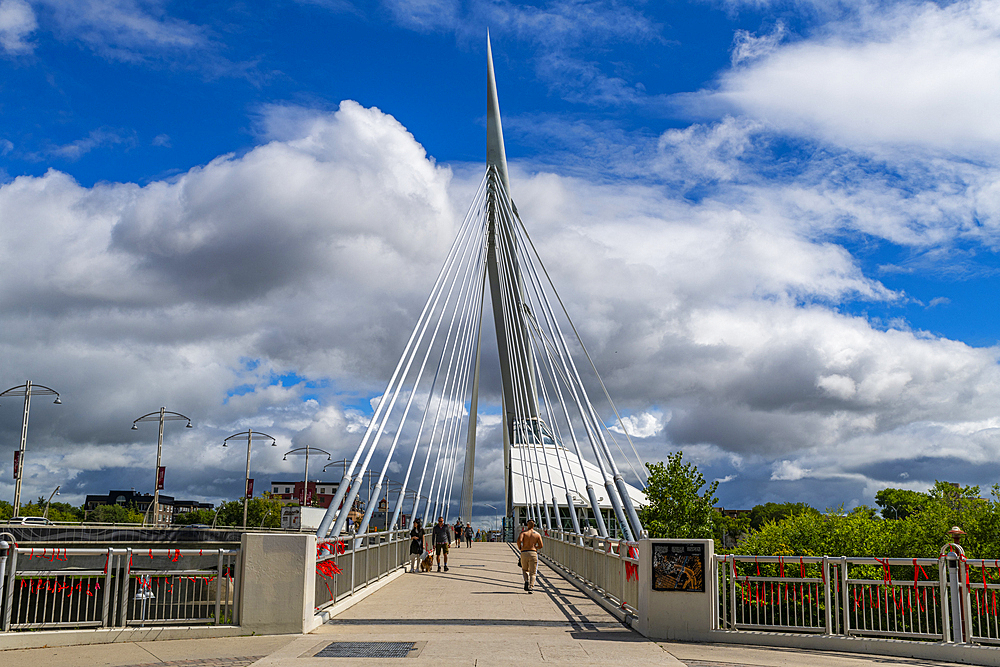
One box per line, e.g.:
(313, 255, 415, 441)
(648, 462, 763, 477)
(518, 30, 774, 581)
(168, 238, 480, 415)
(459, 35, 541, 523)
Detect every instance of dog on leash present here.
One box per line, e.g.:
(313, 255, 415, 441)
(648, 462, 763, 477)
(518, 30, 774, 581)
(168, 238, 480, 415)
(420, 552, 433, 572)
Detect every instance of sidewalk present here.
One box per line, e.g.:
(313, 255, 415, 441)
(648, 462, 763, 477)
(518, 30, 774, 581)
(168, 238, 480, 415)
(0, 542, 967, 667)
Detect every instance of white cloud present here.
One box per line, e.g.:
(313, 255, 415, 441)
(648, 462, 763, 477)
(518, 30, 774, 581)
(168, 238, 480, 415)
(684, 0, 1000, 155)
(610, 409, 666, 439)
(0, 0, 36, 54)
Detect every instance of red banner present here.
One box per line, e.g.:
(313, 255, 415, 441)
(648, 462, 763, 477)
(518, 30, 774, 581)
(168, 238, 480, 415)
(156, 466, 166, 490)
(305, 488, 313, 505)
(12, 451, 19, 480)
(246, 478, 254, 498)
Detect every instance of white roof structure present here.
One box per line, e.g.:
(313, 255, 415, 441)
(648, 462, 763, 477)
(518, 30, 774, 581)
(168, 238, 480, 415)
(509, 443, 646, 510)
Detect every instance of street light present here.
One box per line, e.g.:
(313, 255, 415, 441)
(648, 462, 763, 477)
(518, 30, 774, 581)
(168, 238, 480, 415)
(283, 447, 331, 507)
(43, 485, 61, 519)
(131, 408, 192, 526)
(0, 381, 61, 517)
(223, 429, 276, 528)
(483, 503, 498, 532)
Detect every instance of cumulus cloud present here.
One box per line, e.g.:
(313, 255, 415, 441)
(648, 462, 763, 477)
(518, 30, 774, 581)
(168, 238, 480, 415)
(683, 0, 1000, 155)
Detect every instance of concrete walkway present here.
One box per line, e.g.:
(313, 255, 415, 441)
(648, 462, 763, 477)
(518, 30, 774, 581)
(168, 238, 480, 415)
(0, 542, 965, 667)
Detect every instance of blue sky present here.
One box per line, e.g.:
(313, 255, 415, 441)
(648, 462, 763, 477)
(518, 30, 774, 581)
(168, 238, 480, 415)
(3, 0, 1000, 520)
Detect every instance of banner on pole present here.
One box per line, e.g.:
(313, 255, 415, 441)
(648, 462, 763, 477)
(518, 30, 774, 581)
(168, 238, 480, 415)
(156, 466, 166, 490)
(12, 451, 19, 480)
(246, 478, 254, 498)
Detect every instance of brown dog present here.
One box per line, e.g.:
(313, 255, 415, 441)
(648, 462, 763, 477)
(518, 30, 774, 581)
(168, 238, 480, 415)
(420, 553, 433, 572)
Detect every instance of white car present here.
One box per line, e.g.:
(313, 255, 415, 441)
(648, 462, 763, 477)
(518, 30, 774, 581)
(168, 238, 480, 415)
(5, 516, 53, 525)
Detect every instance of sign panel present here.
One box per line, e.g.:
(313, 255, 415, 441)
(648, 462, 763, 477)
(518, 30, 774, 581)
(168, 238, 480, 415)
(156, 466, 166, 490)
(652, 542, 706, 592)
(246, 478, 254, 498)
(12, 451, 19, 480)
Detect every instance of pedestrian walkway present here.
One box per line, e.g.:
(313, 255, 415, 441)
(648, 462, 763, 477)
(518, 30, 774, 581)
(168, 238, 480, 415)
(0, 542, 966, 667)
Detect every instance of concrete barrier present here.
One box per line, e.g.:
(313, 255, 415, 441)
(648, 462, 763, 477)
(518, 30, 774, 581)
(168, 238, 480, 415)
(239, 533, 315, 635)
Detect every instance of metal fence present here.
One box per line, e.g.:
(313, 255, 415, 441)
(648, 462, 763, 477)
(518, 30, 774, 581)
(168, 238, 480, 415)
(314, 529, 409, 611)
(716, 545, 998, 645)
(1, 546, 240, 631)
(541, 529, 639, 615)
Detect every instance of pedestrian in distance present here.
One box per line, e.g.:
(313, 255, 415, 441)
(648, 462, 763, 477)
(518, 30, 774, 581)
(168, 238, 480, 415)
(517, 519, 543, 593)
(464, 523, 473, 548)
(454, 518, 463, 547)
(432, 516, 450, 572)
(408, 518, 424, 573)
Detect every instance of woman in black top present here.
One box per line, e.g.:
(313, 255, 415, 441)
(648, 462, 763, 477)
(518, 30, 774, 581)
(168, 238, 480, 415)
(409, 519, 424, 572)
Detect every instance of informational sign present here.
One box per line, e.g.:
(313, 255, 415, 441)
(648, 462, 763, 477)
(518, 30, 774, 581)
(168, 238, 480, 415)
(652, 542, 706, 592)
(246, 478, 254, 498)
(156, 466, 166, 490)
(502, 516, 515, 542)
(12, 451, 20, 480)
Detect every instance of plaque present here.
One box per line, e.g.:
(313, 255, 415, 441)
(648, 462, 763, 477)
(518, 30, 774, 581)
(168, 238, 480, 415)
(652, 542, 705, 592)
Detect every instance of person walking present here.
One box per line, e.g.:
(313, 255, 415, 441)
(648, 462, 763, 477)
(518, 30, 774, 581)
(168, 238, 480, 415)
(408, 518, 424, 573)
(454, 518, 463, 547)
(464, 523, 474, 548)
(432, 516, 450, 572)
(517, 519, 543, 593)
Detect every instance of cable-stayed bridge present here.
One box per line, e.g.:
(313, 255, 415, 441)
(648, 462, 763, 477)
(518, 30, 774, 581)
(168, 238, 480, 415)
(314, 36, 648, 543)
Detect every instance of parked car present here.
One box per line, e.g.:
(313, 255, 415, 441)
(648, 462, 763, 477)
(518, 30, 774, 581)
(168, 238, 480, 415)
(4, 516, 53, 525)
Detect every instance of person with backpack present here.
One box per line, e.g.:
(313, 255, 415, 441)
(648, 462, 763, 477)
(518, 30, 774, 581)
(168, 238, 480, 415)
(464, 523, 474, 548)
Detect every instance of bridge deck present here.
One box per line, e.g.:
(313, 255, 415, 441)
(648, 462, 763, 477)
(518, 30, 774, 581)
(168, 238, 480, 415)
(311, 541, 657, 665)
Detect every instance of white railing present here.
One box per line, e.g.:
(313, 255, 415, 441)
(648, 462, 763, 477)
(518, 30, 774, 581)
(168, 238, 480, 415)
(314, 529, 409, 611)
(1, 546, 240, 631)
(540, 529, 639, 615)
(716, 547, 999, 645)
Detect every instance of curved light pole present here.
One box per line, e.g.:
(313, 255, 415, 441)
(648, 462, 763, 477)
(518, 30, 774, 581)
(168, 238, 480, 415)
(483, 503, 498, 531)
(283, 447, 331, 507)
(223, 429, 276, 528)
(0, 381, 61, 517)
(43, 485, 61, 519)
(132, 408, 192, 526)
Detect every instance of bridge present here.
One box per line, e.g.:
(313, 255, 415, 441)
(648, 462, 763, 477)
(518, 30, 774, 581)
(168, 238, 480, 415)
(1, 38, 999, 667)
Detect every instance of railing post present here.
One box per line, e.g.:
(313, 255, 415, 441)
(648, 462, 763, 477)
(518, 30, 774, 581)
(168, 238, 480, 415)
(101, 547, 114, 627)
(840, 557, 850, 636)
(961, 557, 973, 643)
(823, 556, 832, 634)
(215, 548, 224, 624)
(940, 557, 952, 642)
(3, 546, 17, 631)
(350, 533, 356, 595)
(728, 554, 736, 630)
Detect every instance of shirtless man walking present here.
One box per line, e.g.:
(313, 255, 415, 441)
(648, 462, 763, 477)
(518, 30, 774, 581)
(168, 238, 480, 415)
(517, 519, 543, 593)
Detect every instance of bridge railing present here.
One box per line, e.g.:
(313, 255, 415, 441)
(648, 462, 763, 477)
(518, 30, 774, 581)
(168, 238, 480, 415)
(1, 546, 240, 631)
(315, 529, 409, 611)
(541, 529, 639, 615)
(715, 553, 1000, 645)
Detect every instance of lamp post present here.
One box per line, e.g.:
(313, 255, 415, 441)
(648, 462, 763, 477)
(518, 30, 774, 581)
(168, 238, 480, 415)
(223, 429, 276, 528)
(0, 381, 61, 517)
(131, 408, 192, 526)
(283, 447, 331, 507)
(43, 485, 61, 519)
(484, 503, 498, 531)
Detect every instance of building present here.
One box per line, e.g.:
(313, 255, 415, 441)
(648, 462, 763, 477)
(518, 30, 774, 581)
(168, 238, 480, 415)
(270, 481, 340, 507)
(84, 490, 212, 524)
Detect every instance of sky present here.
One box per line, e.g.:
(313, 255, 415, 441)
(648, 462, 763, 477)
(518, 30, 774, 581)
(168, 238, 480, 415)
(2, 0, 1000, 523)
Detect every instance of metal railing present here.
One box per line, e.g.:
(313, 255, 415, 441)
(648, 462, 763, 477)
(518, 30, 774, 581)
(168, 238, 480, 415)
(541, 529, 639, 615)
(1, 546, 240, 631)
(314, 529, 409, 611)
(716, 547, 999, 645)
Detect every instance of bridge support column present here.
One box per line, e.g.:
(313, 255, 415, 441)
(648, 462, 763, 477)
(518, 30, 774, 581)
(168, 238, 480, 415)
(636, 538, 715, 642)
(240, 533, 317, 634)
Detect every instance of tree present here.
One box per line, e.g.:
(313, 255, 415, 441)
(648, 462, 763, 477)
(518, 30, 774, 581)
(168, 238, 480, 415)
(173, 508, 218, 526)
(209, 495, 282, 528)
(639, 452, 718, 539)
(748, 502, 819, 530)
(875, 488, 929, 520)
(92, 503, 144, 524)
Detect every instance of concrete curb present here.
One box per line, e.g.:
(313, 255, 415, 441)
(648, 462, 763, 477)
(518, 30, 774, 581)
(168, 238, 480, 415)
(0, 624, 246, 650)
(309, 565, 406, 630)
